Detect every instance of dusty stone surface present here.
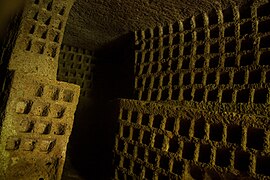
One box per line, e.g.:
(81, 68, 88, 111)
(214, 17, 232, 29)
(133, 1, 270, 114)
(0, 72, 80, 179)
(0, 1, 82, 179)
(113, 99, 270, 179)
(64, 0, 249, 50)
(7, 0, 75, 80)
(111, 1, 270, 179)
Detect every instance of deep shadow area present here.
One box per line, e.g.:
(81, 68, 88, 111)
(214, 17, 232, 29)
(64, 33, 135, 179)
(0, 11, 22, 133)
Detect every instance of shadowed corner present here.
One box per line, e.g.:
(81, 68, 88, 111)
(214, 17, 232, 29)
(0, 0, 26, 41)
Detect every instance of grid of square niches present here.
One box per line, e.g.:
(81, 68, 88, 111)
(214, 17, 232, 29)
(23, 0, 69, 58)
(134, 2, 270, 104)
(135, 68, 270, 104)
(17, 83, 74, 130)
(114, 108, 270, 179)
(4, 83, 76, 153)
(57, 45, 96, 97)
(135, 2, 270, 52)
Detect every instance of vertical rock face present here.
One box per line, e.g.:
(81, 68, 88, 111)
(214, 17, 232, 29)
(0, 73, 80, 179)
(112, 1, 270, 179)
(133, 1, 270, 107)
(113, 99, 270, 179)
(0, 0, 80, 179)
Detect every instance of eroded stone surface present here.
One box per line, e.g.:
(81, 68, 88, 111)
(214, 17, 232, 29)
(113, 99, 270, 179)
(133, 1, 270, 115)
(112, 1, 270, 179)
(64, 0, 249, 50)
(0, 1, 80, 179)
(7, 0, 75, 80)
(0, 72, 80, 179)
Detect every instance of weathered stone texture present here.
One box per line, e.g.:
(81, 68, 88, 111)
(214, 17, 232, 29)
(8, 0, 74, 80)
(133, 1, 270, 114)
(112, 1, 270, 179)
(64, 0, 249, 50)
(113, 99, 270, 179)
(0, 72, 80, 179)
(0, 0, 80, 179)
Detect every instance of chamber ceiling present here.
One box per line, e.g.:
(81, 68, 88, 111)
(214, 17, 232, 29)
(63, 0, 248, 50)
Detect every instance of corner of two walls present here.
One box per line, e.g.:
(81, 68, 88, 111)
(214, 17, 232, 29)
(113, 1, 270, 179)
(57, 32, 135, 179)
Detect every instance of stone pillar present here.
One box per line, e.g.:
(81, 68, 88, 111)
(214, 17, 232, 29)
(0, 0, 80, 179)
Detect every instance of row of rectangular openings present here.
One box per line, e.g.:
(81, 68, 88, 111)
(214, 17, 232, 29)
(116, 122, 267, 173)
(25, 40, 58, 58)
(137, 68, 266, 90)
(117, 137, 264, 172)
(136, 52, 265, 76)
(30, 12, 64, 33)
(60, 45, 94, 55)
(57, 69, 93, 80)
(121, 111, 176, 132)
(137, 27, 257, 53)
(136, 19, 262, 44)
(180, 88, 268, 104)
(117, 134, 264, 171)
(137, 87, 269, 104)
(205, 70, 262, 85)
(136, 46, 234, 64)
(29, 25, 61, 42)
(60, 53, 93, 64)
(119, 111, 266, 151)
(115, 146, 270, 178)
(58, 61, 94, 71)
(137, 36, 269, 63)
(137, 29, 254, 50)
(33, 0, 67, 16)
(115, 154, 184, 177)
(136, 3, 262, 40)
(196, 146, 242, 169)
(137, 6, 270, 49)
(137, 3, 269, 39)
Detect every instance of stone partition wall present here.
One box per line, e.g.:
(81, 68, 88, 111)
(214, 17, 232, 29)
(113, 99, 270, 179)
(57, 44, 96, 98)
(133, 1, 270, 113)
(0, 73, 80, 179)
(0, 0, 80, 179)
(112, 1, 270, 179)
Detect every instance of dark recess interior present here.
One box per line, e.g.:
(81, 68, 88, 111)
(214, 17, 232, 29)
(64, 33, 135, 179)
